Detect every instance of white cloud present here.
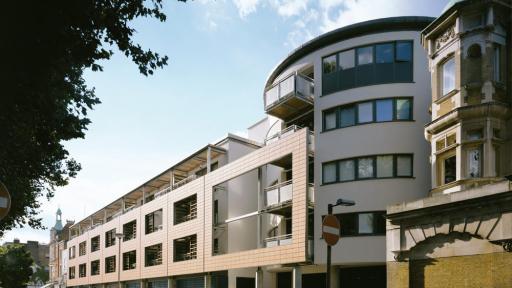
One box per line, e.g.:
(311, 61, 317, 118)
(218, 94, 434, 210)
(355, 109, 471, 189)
(272, 0, 309, 17)
(232, 0, 262, 18)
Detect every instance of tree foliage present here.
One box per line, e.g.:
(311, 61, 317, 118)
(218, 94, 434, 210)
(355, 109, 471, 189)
(0, 245, 34, 288)
(0, 0, 178, 235)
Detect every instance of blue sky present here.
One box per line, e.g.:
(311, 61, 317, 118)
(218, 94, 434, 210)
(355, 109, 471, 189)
(3, 0, 448, 244)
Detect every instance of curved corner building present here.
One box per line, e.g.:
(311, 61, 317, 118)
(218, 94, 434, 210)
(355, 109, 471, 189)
(263, 16, 433, 287)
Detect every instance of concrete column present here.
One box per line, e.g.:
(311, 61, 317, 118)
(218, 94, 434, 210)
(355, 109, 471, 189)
(142, 186, 146, 205)
(255, 267, 264, 288)
(207, 147, 212, 173)
(204, 274, 212, 288)
(167, 277, 174, 288)
(169, 171, 174, 191)
(139, 279, 145, 288)
(292, 266, 302, 288)
(329, 266, 339, 288)
(257, 167, 263, 248)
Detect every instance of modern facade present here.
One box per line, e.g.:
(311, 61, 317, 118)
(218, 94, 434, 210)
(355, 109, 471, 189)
(387, 0, 512, 287)
(49, 208, 74, 287)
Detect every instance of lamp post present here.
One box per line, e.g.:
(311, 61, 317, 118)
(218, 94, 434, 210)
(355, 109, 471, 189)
(115, 232, 124, 288)
(326, 198, 355, 288)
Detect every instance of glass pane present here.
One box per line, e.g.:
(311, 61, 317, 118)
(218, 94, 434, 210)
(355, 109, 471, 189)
(442, 58, 456, 95)
(444, 155, 457, 184)
(396, 42, 412, 62)
(323, 55, 337, 74)
(323, 163, 337, 183)
(339, 160, 355, 181)
(376, 43, 394, 63)
(357, 102, 373, 123)
(468, 148, 481, 178)
(357, 46, 373, 65)
(446, 134, 456, 146)
(339, 106, 355, 127)
(396, 155, 412, 177)
(467, 129, 483, 140)
(377, 156, 393, 178)
(324, 111, 337, 130)
(396, 99, 412, 120)
(358, 157, 374, 178)
(358, 213, 374, 234)
(376, 99, 393, 122)
(339, 214, 357, 236)
(339, 50, 355, 70)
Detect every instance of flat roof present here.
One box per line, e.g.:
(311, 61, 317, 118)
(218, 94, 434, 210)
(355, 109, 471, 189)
(264, 16, 435, 88)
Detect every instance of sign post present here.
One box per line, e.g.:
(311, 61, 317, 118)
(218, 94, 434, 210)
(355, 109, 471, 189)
(0, 181, 11, 221)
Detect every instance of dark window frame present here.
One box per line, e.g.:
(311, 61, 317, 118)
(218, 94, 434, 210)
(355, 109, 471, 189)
(91, 235, 100, 252)
(123, 250, 137, 271)
(90, 260, 100, 276)
(322, 154, 414, 185)
(78, 241, 86, 256)
(78, 263, 86, 278)
(145, 209, 163, 235)
(322, 97, 413, 132)
(105, 256, 116, 274)
(105, 229, 116, 248)
(334, 211, 386, 237)
(123, 220, 137, 242)
(69, 266, 75, 279)
(145, 243, 163, 267)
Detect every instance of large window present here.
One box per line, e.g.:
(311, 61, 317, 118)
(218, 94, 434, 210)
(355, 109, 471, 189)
(69, 267, 75, 279)
(79, 241, 86, 256)
(123, 250, 136, 270)
(443, 155, 457, 184)
(174, 195, 198, 225)
(145, 244, 163, 267)
(91, 260, 100, 276)
(322, 41, 413, 95)
(123, 220, 137, 241)
(91, 235, 100, 252)
(145, 209, 163, 234)
(105, 229, 116, 248)
(79, 263, 86, 278)
(105, 256, 116, 273)
(323, 98, 413, 131)
(174, 235, 197, 262)
(442, 57, 456, 96)
(336, 211, 386, 236)
(322, 154, 413, 184)
(69, 246, 76, 259)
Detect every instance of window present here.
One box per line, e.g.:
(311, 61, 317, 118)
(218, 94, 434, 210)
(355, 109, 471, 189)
(442, 57, 456, 96)
(79, 263, 86, 278)
(436, 133, 457, 151)
(69, 267, 75, 279)
(467, 129, 483, 140)
(195, 167, 207, 177)
(91, 260, 100, 276)
(105, 229, 116, 248)
(376, 43, 394, 63)
(322, 98, 412, 131)
(174, 235, 197, 262)
(322, 41, 413, 95)
(79, 241, 86, 256)
(123, 220, 137, 241)
(376, 99, 393, 122)
(465, 14, 483, 30)
(339, 50, 355, 70)
(91, 236, 100, 252)
(145, 244, 163, 267)
(213, 200, 219, 225)
(210, 162, 219, 171)
(336, 211, 386, 236)
(396, 42, 412, 62)
(145, 209, 163, 234)
(69, 246, 76, 259)
(323, 55, 337, 74)
(123, 250, 136, 270)
(357, 46, 373, 65)
(322, 154, 413, 184)
(494, 45, 501, 82)
(174, 195, 197, 225)
(105, 256, 116, 273)
(443, 155, 457, 184)
(468, 147, 482, 178)
(322, 162, 337, 184)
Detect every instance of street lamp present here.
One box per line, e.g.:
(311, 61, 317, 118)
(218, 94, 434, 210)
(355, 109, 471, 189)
(326, 198, 355, 288)
(115, 232, 124, 288)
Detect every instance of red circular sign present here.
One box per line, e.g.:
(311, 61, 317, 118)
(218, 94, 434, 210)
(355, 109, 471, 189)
(0, 181, 11, 220)
(322, 215, 340, 246)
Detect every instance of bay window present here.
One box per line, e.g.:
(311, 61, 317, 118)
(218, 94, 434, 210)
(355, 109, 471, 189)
(442, 57, 456, 96)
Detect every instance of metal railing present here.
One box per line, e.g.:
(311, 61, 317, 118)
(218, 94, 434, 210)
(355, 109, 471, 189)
(308, 183, 314, 203)
(264, 234, 293, 248)
(172, 174, 197, 190)
(264, 73, 314, 109)
(264, 180, 293, 207)
(265, 125, 301, 145)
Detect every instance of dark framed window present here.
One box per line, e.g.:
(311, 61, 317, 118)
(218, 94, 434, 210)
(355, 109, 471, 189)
(79, 241, 86, 256)
(105, 229, 116, 248)
(91, 260, 100, 276)
(441, 57, 456, 96)
(69, 246, 76, 259)
(322, 97, 413, 131)
(69, 267, 75, 279)
(105, 256, 116, 273)
(145, 244, 163, 267)
(173, 235, 197, 262)
(123, 220, 137, 241)
(335, 211, 386, 236)
(145, 209, 163, 234)
(78, 263, 86, 278)
(322, 154, 413, 184)
(174, 195, 197, 225)
(91, 235, 100, 252)
(322, 41, 413, 95)
(123, 250, 137, 270)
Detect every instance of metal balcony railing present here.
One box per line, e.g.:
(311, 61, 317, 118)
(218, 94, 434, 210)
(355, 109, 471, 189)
(264, 73, 314, 110)
(265, 125, 301, 145)
(172, 174, 197, 190)
(264, 234, 293, 248)
(308, 183, 314, 204)
(264, 180, 293, 207)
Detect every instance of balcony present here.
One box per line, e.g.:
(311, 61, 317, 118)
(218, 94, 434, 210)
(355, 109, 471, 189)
(264, 234, 292, 248)
(264, 73, 314, 121)
(265, 180, 293, 208)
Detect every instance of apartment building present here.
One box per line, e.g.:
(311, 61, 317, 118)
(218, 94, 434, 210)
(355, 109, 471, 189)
(387, 0, 512, 287)
(49, 208, 74, 287)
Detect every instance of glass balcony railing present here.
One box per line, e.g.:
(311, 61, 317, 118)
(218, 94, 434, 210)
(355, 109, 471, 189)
(265, 180, 293, 207)
(264, 73, 314, 120)
(264, 234, 293, 248)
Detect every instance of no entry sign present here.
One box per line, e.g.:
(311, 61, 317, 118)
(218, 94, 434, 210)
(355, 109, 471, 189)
(322, 214, 340, 246)
(0, 181, 11, 221)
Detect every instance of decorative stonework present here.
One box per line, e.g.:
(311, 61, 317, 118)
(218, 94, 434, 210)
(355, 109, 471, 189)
(435, 25, 456, 50)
